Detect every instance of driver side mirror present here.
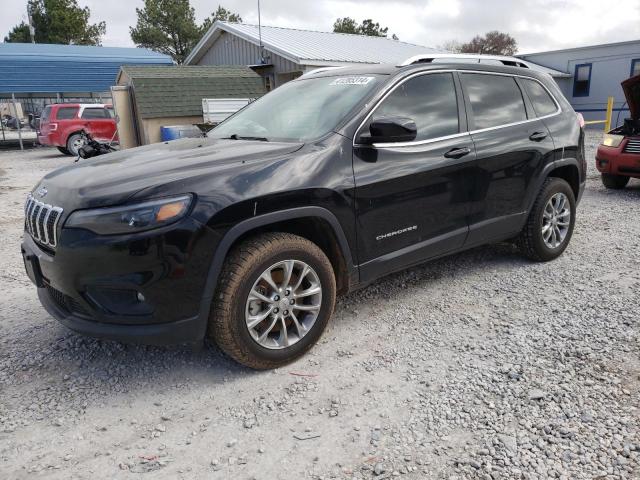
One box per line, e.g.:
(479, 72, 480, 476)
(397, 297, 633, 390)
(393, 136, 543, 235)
(358, 116, 417, 145)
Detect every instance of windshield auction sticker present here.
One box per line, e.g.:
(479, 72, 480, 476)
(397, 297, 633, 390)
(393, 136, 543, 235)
(330, 76, 375, 86)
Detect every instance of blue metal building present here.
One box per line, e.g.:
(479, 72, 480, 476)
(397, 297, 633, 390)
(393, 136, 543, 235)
(0, 43, 173, 96)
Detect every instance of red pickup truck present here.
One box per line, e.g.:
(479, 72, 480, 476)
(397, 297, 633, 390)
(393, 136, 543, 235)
(38, 103, 117, 156)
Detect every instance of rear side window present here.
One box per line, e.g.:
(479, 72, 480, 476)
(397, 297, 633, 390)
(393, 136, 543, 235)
(81, 108, 110, 119)
(461, 73, 527, 130)
(372, 72, 459, 141)
(55, 107, 78, 120)
(40, 106, 51, 122)
(521, 79, 558, 117)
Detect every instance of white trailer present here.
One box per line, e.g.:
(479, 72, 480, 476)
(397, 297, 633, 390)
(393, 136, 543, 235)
(202, 98, 254, 124)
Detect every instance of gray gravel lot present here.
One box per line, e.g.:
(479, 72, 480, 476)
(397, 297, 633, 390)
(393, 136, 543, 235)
(0, 130, 638, 479)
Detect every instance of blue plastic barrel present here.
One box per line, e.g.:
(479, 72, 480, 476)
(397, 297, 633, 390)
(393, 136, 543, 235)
(160, 125, 182, 141)
(160, 125, 201, 141)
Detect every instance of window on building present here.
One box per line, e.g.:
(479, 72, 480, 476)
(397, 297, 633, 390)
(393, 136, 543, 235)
(461, 73, 527, 130)
(521, 78, 558, 117)
(372, 73, 459, 141)
(632, 59, 640, 77)
(264, 75, 273, 92)
(55, 106, 78, 119)
(573, 63, 592, 97)
(81, 108, 110, 119)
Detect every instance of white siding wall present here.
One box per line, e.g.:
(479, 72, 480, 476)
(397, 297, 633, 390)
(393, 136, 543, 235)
(521, 42, 640, 123)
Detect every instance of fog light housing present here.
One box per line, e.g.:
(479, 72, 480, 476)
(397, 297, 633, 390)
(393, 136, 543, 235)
(86, 287, 153, 316)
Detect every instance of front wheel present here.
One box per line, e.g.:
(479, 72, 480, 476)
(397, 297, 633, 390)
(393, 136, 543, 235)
(56, 146, 71, 155)
(601, 173, 629, 190)
(518, 177, 576, 262)
(209, 233, 336, 369)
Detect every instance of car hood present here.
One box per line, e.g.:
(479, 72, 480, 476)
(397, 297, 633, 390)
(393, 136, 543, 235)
(35, 137, 303, 210)
(622, 74, 640, 120)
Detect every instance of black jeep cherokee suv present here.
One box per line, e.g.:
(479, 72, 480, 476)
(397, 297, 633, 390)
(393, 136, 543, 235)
(22, 63, 585, 369)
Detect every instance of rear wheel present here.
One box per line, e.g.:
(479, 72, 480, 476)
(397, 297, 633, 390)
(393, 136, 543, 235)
(66, 133, 85, 156)
(56, 146, 71, 155)
(518, 177, 576, 262)
(209, 233, 336, 369)
(601, 173, 629, 190)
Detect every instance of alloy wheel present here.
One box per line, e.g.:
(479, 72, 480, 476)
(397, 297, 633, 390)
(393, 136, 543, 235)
(542, 192, 571, 249)
(245, 260, 322, 350)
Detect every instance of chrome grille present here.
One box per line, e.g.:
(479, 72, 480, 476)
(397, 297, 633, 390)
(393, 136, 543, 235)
(24, 194, 63, 248)
(624, 138, 640, 154)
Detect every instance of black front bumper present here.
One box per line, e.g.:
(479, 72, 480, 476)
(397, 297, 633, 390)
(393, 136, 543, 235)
(37, 285, 203, 345)
(21, 217, 218, 345)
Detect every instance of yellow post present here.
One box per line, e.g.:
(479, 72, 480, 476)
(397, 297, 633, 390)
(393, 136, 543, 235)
(604, 96, 614, 132)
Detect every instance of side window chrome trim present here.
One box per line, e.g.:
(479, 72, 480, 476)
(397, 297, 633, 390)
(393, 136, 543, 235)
(354, 69, 562, 149)
(371, 131, 470, 149)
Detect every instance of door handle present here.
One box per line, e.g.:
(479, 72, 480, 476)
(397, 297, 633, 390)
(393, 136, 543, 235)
(529, 131, 548, 141)
(444, 147, 471, 159)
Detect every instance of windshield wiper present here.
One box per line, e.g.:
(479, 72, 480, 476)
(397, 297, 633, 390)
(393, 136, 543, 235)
(223, 134, 269, 142)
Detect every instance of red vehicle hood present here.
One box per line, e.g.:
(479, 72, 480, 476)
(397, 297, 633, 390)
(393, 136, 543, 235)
(622, 74, 640, 120)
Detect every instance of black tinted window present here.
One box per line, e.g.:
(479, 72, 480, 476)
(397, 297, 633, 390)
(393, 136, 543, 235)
(81, 108, 109, 119)
(372, 73, 459, 141)
(521, 79, 558, 117)
(461, 74, 527, 130)
(55, 107, 78, 120)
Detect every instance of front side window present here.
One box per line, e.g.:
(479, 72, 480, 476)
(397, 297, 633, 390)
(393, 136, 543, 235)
(211, 75, 382, 142)
(55, 106, 78, 120)
(573, 64, 592, 97)
(461, 73, 527, 130)
(81, 108, 109, 119)
(631, 59, 640, 77)
(369, 73, 459, 142)
(521, 79, 558, 117)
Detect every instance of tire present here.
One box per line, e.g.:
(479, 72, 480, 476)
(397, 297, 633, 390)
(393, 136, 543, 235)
(601, 173, 629, 190)
(209, 232, 336, 369)
(518, 177, 576, 262)
(66, 133, 85, 156)
(56, 146, 71, 155)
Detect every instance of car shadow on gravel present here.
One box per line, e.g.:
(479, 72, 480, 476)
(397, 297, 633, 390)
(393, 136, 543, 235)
(2, 240, 530, 405)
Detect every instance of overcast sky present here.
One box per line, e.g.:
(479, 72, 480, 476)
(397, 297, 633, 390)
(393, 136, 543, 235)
(2, 0, 639, 54)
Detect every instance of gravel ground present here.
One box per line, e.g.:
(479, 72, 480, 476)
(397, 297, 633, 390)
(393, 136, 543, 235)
(0, 130, 638, 479)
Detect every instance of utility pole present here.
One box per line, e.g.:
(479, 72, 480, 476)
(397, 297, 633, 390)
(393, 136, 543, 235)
(27, 5, 36, 43)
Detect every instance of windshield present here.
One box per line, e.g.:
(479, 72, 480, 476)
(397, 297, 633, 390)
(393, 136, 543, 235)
(210, 75, 382, 142)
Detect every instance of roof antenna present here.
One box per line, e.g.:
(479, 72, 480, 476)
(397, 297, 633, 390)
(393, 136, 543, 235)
(258, 0, 264, 64)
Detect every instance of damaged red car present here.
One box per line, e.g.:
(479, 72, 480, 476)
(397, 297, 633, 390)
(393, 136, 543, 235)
(596, 74, 640, 189)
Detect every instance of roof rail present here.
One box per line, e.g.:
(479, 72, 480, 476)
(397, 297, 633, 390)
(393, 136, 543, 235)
(398, 53, 530, 69)
(300, 66, 346, 78)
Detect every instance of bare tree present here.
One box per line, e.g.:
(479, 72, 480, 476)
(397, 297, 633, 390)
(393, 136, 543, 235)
(438, 40, 462, 53)
(460, 31, 517, 56)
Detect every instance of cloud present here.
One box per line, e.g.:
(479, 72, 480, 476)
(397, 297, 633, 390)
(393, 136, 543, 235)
(1, 0, 638, 54)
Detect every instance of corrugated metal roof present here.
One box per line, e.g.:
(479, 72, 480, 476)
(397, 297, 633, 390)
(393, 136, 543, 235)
(186, 21, 441, 66)
(119, 65, 265, 118)
(0, 43, 173, 95)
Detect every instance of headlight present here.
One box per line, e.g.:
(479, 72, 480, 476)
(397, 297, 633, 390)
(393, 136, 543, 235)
(602, 134, 624, 148)
(65, 195, 193, 234)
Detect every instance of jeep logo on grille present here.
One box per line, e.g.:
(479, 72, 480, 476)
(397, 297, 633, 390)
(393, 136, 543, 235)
(37, 186, 48, 198)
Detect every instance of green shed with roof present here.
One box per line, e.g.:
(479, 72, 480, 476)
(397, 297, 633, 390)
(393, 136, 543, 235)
(113, 65, 265, 147)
